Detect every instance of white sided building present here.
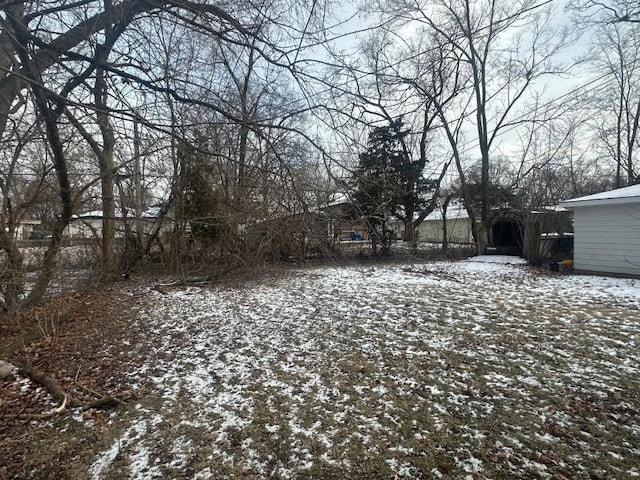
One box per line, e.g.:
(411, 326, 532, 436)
(561, 185, 640, 277)
(416, 201, 473, 245)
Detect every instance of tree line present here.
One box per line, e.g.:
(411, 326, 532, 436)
(0, 0, 638, 313)
(338, 0, 640, 256)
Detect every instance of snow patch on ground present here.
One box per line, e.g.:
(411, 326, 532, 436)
(90, 409, 164, 479)
(88, 261, 640, 478)
(467, 254, 529, 264)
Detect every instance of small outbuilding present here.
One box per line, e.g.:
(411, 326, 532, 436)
(561, 184, 640, 277)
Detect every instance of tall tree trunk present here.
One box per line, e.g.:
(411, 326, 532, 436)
(98, 148, 118, 280)
(95, 99, 117, 280)
(402, 219, 415, 242)
(133, 120, 144, 251)
(8, 11, 74, 307)
(441, 194, 453, 253)
(0, 230, 23, 312)
(94, 6, 121, 281)
(616, 86, 624, 188)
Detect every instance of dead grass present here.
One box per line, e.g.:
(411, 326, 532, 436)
(1, 260, 640, 479)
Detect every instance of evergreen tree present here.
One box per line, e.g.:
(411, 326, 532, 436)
(352, 118, 438, 253)
(178, 136, 225, 244)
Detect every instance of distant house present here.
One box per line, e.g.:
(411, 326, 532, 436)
(561, 184, 640, 277)
(66, 206, 171, 240)
(15, 219, 42, 242)
(415, 201, 571, 260)
(416, 202, 473, 244)
(319, 201, 370, 242)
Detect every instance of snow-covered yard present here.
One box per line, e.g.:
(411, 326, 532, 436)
(91, 259, 640, 479)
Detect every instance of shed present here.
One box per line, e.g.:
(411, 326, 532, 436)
(560, 185, 640, 277)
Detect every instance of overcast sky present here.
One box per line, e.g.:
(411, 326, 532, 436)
(309, 0, 613, 183)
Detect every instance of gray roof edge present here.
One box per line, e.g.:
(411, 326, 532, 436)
(560, 196, 640, 208)
(560, 184, 640, 208)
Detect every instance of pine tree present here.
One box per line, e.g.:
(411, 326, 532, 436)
(351, 118, 409, 254)
(178, 136, 224, 245)
(352, 117, 440, 253)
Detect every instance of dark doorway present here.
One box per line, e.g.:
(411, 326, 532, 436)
(491, 220, 523, 255)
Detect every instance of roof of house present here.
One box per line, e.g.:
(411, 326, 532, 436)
(423, 202, 469, 221)
(72, 206, 165, 220)
(531, 205, 570, 214)
(561, 184, 640, 208)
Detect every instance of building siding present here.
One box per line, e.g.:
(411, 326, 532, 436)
(573, 204, 640, 276)
(417, 217, 473, 244)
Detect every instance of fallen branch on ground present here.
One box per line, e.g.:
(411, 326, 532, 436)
(151, 285, 168, 295)
(401, 267, 461, 283)
(154, 276, 212, 288)
(151, 276, 214, 294)
(9, 360, 125, 415)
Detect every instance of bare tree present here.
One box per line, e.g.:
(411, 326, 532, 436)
(367, 0, 575, 253)
(589, 22, 640, 185)
(0, 0, 334, 311)
(571, 0, 640, 24)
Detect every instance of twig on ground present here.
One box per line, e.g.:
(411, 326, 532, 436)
(152, 285, 168, 295)
(155, 276, 211, 288)
(401, 266, 461, 283)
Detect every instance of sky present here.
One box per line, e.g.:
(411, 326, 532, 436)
(302, 0, 615, 187)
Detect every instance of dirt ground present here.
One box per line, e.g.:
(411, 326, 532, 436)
(0, 277, 161, 480)
(0, 266, 296, 480)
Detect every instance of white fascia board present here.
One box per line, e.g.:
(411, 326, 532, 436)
(560, 196, 640, 208)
